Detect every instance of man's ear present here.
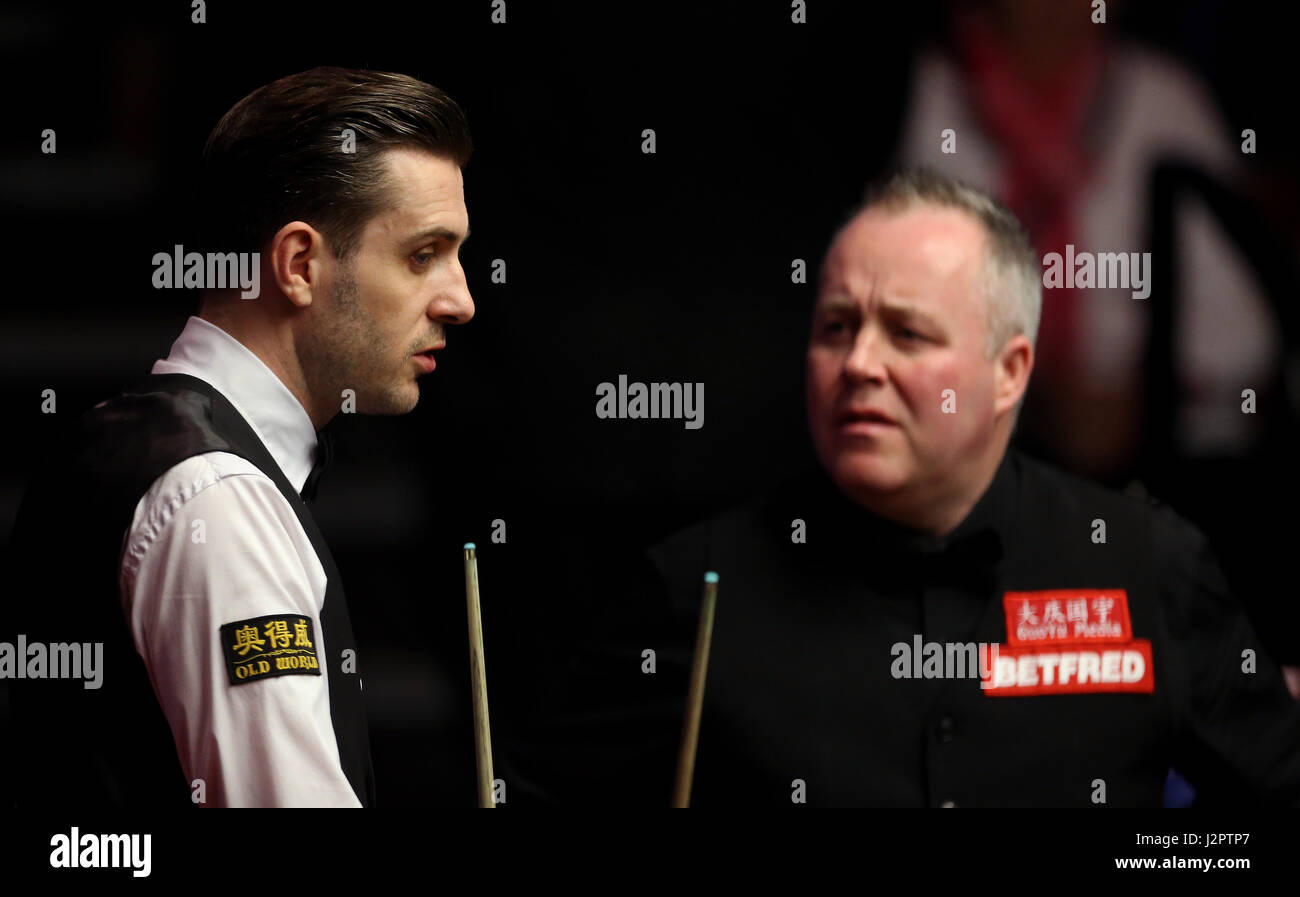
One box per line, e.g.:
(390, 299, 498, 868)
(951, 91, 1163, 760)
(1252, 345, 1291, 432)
(269, 221, 328, 308)
(994, 334, 1033, 418)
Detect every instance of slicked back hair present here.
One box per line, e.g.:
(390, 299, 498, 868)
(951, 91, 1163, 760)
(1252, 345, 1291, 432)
(201, 66, 472, 262)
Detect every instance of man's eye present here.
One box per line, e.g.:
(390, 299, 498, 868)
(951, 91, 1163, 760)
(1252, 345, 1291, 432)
(413, 250, 437, 266)
(824, 321, 846, 335)
(896, 326, 923, 342)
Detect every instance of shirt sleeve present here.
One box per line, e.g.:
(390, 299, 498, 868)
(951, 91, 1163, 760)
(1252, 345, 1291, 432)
(120, 453, 362, 807)
(1158, 506, 1300, 806)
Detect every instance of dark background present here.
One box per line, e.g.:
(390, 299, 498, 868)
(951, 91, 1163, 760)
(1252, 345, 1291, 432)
(1, 0, 1297, 806)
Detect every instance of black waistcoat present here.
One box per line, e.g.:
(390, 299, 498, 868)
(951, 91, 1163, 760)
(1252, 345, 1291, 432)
(4, 373, 375, 807)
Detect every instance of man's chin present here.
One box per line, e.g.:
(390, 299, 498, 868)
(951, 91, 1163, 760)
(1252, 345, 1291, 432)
(392, 385, 421, 415)
(830, 453, 911, 499)
(356, 383, 421, 416)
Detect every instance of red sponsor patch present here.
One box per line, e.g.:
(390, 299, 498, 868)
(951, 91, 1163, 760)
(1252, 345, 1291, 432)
(1002, 589, 1131, 646)
(980, 639, 1155, 696)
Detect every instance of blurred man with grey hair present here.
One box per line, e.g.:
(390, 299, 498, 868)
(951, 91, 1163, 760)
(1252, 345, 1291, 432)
(509, 168, 1300, 807)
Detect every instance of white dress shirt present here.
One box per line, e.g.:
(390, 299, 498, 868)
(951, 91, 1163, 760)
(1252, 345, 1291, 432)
(119, 315, 362, 807)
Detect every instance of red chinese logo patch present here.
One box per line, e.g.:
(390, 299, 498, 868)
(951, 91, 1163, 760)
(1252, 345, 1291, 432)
(1002, 589, 1131, 646)
(983, 589, 1153, 695)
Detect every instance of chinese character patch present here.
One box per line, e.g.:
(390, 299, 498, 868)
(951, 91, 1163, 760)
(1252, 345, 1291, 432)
(982, 588, 1153, 696)
(219, 614, 321, 686)
(1002, 589, 1132, 646)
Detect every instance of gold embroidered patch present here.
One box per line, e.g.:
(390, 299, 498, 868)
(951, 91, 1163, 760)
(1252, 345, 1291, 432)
(219, 614, 321, 685)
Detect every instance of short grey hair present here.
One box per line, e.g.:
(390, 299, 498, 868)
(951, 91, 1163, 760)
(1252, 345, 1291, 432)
(851, 168, 1041, 360)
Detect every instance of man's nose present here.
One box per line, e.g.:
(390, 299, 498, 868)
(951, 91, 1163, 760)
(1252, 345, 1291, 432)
(843, 325, 886, 384)
(432, 265, 474, 325)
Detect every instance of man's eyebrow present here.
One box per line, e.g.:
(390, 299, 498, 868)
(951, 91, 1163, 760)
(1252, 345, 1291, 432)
(817, 294, 860, 313)
(879, 300, 942, 329)
(408, 225, 470, 245)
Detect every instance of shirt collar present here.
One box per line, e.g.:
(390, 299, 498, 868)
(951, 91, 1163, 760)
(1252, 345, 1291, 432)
(935, 448, 1017, 553)
(150, 315, 318, 493)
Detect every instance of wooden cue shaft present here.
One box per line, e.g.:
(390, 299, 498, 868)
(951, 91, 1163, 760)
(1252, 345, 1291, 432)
(672, 571, 719, 808)
(463, 543, 495, 808)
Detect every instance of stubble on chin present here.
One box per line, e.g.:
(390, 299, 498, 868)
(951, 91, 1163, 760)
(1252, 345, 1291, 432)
(306, 338, 418, 416)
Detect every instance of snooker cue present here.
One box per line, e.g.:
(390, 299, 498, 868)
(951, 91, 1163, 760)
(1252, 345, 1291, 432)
(463, 542, 495, 808)
(672, 570, 719, 808)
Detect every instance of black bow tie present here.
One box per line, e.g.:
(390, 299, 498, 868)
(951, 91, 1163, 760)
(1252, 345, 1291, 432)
(300, 429, 334, 503)
(878, 527, 1004, 595)
(803, 465, 1006, 592)
(828, 510, 1004, 592)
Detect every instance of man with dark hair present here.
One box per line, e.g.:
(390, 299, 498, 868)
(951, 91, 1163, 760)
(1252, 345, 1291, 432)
(6, 67, 474, 807)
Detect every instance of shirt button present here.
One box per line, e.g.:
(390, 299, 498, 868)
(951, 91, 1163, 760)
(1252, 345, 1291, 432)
(936, 715, 956, 743)
(940, 800, 956, 808)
